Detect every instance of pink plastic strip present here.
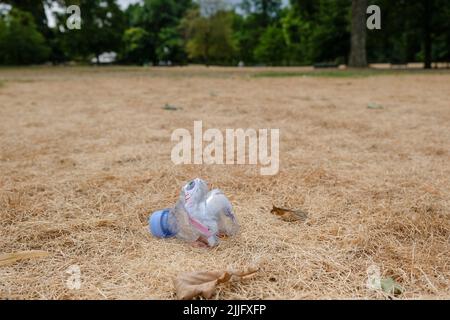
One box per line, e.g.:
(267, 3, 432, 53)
(188, 216, 213, 237)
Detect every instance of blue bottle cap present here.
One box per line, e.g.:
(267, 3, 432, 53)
(149, 209, 177, 238)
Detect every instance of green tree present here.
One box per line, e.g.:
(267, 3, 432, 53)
(415, 0, 450, 68)
(156, 26, 187, 64)
(282, 7, 313, 65)
(127, 0, 193, 64)
(310, 0, 350, 64)
(58, 0, 125, 63)
(124, 3, 143, 27)
(433, 0, 450, 64)
(367, 0, 450, 68)
(1, 0, 55, 33)
(284, 0, 350, 65)
(121, 27, 151, 64)
(234, 0, 283, 64)
(3, 0, 68, 63)
(254, 25, 287, 65)
(0, 8, 50, 65)
(241, 0, 282, 27)
(183, 6, 236, 65)
(233, 12, 261, 64)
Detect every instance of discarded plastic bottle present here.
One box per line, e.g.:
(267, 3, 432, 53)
(149, 208, 176, 238)
(149, 178, 239, 247)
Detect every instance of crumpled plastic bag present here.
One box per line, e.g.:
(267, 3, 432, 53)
(173, 267, 258, 300)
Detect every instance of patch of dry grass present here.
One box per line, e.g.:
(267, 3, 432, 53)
(0, 66, 449, 299)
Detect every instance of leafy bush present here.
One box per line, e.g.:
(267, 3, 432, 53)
(0, 8, 50, 65)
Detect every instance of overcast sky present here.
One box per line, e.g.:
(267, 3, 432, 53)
(117, 0, 289, 10)
(116, 0, 244, 10)
(117, 0, 142, 10)
(45, 0, 289, 26)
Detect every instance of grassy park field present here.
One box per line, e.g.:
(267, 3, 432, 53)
(0, 66, 449, 299)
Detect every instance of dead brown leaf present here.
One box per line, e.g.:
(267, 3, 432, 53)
(271, 205, 308, 222)
(173, 267, 258, 300)
(0, 250, 49, 267)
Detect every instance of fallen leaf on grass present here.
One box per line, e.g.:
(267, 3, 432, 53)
(271, 206, 308, 222)
(381, 277, 403, 296)
(173, 267, 258, 300)
(0, 251, 49, 267)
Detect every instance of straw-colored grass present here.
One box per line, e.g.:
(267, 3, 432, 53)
(0, 66, 449, 299)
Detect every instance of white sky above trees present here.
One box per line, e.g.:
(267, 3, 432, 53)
(117, 0, 288, 10)
(117, 0, 142, 9)
(44, 0, 288, 27)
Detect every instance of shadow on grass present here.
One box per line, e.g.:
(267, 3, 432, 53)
(252, 68, 450, 78)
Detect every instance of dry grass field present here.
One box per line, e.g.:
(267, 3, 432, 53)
(0, 66, 449, 299)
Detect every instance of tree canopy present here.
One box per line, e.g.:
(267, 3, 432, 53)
(0, 8, 50, 64)
(0, 0, 449, 67)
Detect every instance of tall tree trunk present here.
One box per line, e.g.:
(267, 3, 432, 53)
(349, 0, 368, 68)
(423, 0, 432, 69)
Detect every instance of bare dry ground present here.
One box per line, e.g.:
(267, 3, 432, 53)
(0, 66, 449, 299)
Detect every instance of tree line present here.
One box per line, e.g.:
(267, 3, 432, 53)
(0, 0, 449, 68)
